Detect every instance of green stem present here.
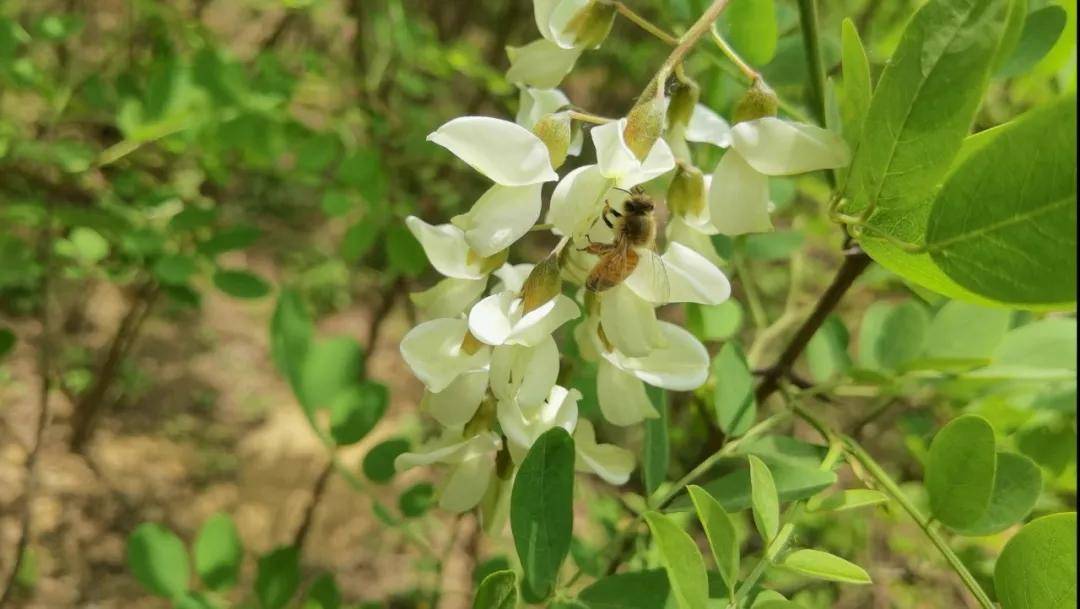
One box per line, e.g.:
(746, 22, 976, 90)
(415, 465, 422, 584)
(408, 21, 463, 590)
(607, 1, 679, 45)
(795, 0, 836, 189)
(652, 0, 733, 86)
(842, 436, 996, 609)
(708, 24, 759, 82)
(733, 238, 769, 330)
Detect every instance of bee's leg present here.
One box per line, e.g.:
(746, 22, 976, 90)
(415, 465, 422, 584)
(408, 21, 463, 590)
(601, 200, 621, 229)
(581, 243, 616, 256)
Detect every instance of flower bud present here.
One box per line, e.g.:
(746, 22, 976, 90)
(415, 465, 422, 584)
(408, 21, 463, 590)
(732, 80, 779, 124)
(532, 111, 573, 169)
(521, 253, 562, 313)
(562, 1, 617, 49)
(623, 84, 666, 161)
(666, 75, 700, 130)
(667, 162, 706, 219)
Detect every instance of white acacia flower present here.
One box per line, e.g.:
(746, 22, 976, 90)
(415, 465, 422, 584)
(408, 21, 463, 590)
(410, 276, 488, 319)
(516, 87, 584, 157)
(506, 39, 581, 89)
(492, 263, 535, 293)
(684, 104, 733, 148)
(399, 318, 490, 393)
(546, 120, 675, 241)
(710, 117, 849, 235)
(665, 215, 726, 268)
(451, 183, 545, 257)
(395, 431, 502, 513)
(574, 419, 635, 485)
(490, 336, 560, 408)
(422, 369, 489, 428)
(469, 290, 580, 347)
(406, 216, 504, 280)
(534, 0, 613, 50)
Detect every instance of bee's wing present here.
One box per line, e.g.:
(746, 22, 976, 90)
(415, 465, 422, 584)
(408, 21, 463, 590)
(626, 248, 670, 304)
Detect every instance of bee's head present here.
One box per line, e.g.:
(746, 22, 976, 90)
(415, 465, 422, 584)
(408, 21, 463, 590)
(623, 194, 654, 215)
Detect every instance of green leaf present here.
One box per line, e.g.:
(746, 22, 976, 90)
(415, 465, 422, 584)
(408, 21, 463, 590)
(954, 452, 1042, 536)
(302, 573, 341, 609)
(64, 227, 109, 263)
(255, 546, 300, 609)
(712, 343, 756, 436)
(472, 570, 517, 609)
(386, 223, 427, 277)
(922, 301, 1012, 361)
(998, 5, 1068, 76)
(198, 225, 261, 256)
(806, 489, 889, 513)
(363, 438, 411, 483)
(840, 17, 872, 147)
(668, 461, 837, 513)
(341, 220, 380, 263)
(153, 254, 198, 286)
(779, 549, 871, 584)
(399, 482, 436, 518)
(194, 513, 243, 591)
(688, 485, 739, 595)
(127, 523, 190, 598)
(643, 511, 709, 609)
(213, 269, 271, 299)
(174, 591, 219, 609)
(336, 149, 386, 203)
(925, 96, 1077, 307)
(805, 315, 851, 383)
(995, 512, 1078, 609)
(320, 190, 355, 218)
(748, 455, 779, 542)
(736, 435, 828, 470)
(721, 0, 777, 65)
(0, 328, 15, 360)
(643, 386, 669, 495)
(577, 569, 671, 609)
(686, 300, 743, 342)
(270, 289, 312, 393)
(925, 414, 998, 529)
(840, 0, 1011, 300)
(511, 427, 575, 602)
(754, 600, 803, 609)
(987, 317, 1078, 377)
(298, 336, 365, 412)
(328, 381, 387, 445)
(857, 301, 929, 370)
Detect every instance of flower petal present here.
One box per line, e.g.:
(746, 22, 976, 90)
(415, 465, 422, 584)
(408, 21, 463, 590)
(618, 137, 676, 189)
(506, 38, 581, 90)
(546, 164, 613, 240)
(422, 369, 489, 427)
(509, 294, 580, 346)
(574, 419, 635, 484)
(666, 216, 725, 267)
(428, 116, 557, 186)
(410, 277, 488, 319)
(685, 104, 732, 148)
(468, 291, 517, 346)
(490, 336, 560, 408)
(493, 263, 535, 294)
(452, 183, 543, 257)
(533, 0, 560, 40)
(548, 0, 591, 48)
(592, 119, 639, 179)
(730, 117, 851, 176)
(406, 216, 490, 279)
(597, 359, 658, 425)
(497, 385, 580, 461)
(441, 446, 498, 512)
(601, 321, 709, 390)
(599, 283, 664, 357)
(400, 318, 490, 393)
(468, 291, 580, 347)
(516, 87, 572, 129)
(659, 242, 731, 305)
(707, 151, 773, 236)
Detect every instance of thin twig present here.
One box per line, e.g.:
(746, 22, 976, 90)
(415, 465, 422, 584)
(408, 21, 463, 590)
(651, 0, 732, 86)
(607, 1, 678, 45)
(291, 460, 334, 551)
(795, 0, 836, 188)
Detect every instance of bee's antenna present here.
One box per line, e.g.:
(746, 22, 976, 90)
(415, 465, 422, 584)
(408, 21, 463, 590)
(613, 187, 632, 195)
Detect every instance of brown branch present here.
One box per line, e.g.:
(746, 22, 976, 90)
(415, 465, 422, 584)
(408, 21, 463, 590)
(0, 215, 54, 608)
(291, 459, 334, 551)
(755, 246, 871, 402)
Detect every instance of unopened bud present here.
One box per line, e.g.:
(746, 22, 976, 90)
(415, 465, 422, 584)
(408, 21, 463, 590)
(532, 112, 572, 169)
(666, 76, 700, 130)
(623, 84, 666, 161)
(563, 1, 616, 49)
(521, 253, 562, 313)
(667, 163, 706, 218)
(732, 80, 779, 124)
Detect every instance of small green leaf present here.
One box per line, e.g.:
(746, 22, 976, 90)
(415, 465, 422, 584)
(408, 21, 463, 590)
(721, 0, 778, 65)
(643, 386, 669, 496)
(780, 549, 871, 584)
(320, 190, 354, 217)
(577, 569, 671, 609)
(954, 452, 1042, 536)
(363, 438, 411, 483)
(399, 482, 436, 518)
(153, 254, 198, 286)
(298, 337, 365, 413)
(270, 289, 312, 393)
(994, 512, 1076, 609)
(750, 590, 793, 608)
(127, 523, 190, 598)
(511, 427, 575, 602)
(754, 600, 803, 609)
(712, 343, 756, 436)
(65, 227, 109, 263)
(806, 489, 889, 513)
(992, 317, 1077, 373)
(643, 511, 709, 609)
(341, 221, 380, 263)
(0, 328, 15, 360)
(668, 461, 837, 513)
(748, 455, 779, 542)
(857, 301, 929, 370)
(805, 315, 851, 383)
(175, 592, 218, 609)
(840, 17, 872, 147)
(302, 573, 340, 609)
(255, 546, 300, 609)
(997, 5, 1068, 77)
(328, 381, 388, 445)
(198, 225, 261, 256)
(688, 485, 739, 595)
(213, 269, 271, 299)
(385, 224, 426, 277)
(194, 513, 243, 591)
(925, 415, 998, 530)
(686, 301, 743, 342)
(472, 569, 517, 609)
(922, 301, 1012, 361)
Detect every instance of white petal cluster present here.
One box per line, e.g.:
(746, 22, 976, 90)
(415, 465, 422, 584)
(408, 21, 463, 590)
(507, 0, 615, 88)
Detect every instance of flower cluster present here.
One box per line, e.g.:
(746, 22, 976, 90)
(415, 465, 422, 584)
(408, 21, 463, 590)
(394, 0, 850, 529)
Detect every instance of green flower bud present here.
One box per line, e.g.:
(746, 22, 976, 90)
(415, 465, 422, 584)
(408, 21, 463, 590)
(666, 75, 700, 130)
(564, 1, 617, 49)
(624, 85, 666, 161)
(532, 111, 572, 169)
(732, 80, 779, 124)
(521, 253, 562, 313)
(667, 162, 706, 219)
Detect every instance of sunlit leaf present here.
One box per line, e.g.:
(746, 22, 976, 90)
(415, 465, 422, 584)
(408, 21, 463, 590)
(925, 414, 997, 529)
(643, 511, 709, 609)
(780, 549, 871, 584)
(127, 523, 189, 598)
(194, 513, 243, 591)
(748, 455, 779, 542)
(994, 512, 1077, 609)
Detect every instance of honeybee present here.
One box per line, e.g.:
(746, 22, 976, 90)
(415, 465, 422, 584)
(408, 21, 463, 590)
(583, 187, 663, 293)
